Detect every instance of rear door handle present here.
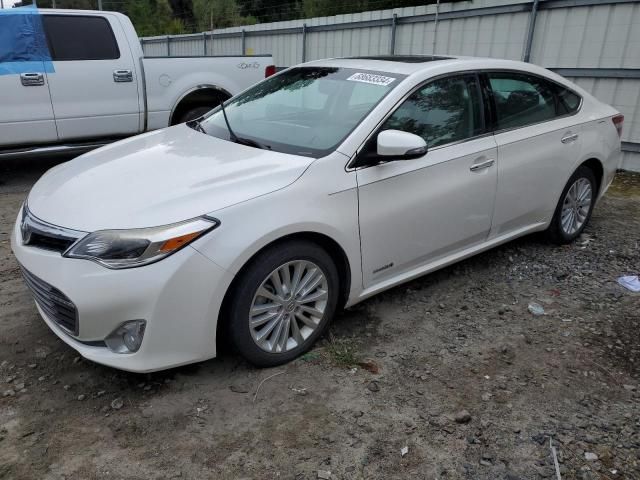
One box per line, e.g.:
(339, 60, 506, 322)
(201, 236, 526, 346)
(561, 133, 579, 144)
(113, 69, 133, 82)
(470, 159, 495, 172)
(20, 73, 44, 86)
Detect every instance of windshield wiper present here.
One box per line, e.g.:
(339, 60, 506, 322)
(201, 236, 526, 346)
(186, 118, 205, 133)
(219, 100, 270, 150)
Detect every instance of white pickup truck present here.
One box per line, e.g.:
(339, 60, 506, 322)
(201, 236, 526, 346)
(0, 8, 274, 158)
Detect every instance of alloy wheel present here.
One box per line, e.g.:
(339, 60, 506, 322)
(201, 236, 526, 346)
(560, 177, 592, 235)
(249, 260, 329, 353)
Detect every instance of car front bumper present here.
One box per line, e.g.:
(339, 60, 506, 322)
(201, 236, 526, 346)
(10, 214, 234, 373)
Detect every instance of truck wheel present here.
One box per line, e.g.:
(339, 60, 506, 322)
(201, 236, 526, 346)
(178, 106, 213, 124)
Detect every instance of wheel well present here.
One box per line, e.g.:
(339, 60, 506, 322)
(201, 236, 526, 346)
(580, 158, 604, 193)
(170, 88, 230, 125)
(217, 232, 352, 344)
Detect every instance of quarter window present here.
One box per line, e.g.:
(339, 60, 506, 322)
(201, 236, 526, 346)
(42, 16, 120, 61)
(555, 86, 581, 115)
(382, 75, 484, 148)
(488, 73, 578, 130)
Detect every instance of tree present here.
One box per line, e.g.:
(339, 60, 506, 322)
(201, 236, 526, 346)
(192, 0, 255, 31)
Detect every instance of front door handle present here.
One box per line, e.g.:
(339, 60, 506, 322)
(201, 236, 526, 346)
(20, 73, 44, 86)
(470, 159, 495, 172)
(561, 133, 579, 144)
(113, 69, 133, 82)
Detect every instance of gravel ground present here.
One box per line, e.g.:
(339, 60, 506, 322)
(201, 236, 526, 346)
(0, 157, 639, 480)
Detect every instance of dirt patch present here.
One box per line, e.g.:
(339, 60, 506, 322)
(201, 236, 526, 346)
(1, 159, 639, 480)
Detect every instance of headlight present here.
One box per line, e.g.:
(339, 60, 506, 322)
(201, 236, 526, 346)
(64, 216, 219, 269)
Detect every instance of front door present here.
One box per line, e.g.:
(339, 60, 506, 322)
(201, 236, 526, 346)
(41, 13, 140, 141)
(356, 74, 498, 288)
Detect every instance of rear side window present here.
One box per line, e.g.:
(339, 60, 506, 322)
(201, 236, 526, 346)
(42, 15, 119, 61)
(489, 73, 557, 130)
(382, 75, 484, 148)
(555, 86, 581, 115)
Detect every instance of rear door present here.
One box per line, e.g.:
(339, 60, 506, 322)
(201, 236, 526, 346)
(485, 71, 583, 236)
(0, 10, 57, 147)
(42, 13, 140, 141)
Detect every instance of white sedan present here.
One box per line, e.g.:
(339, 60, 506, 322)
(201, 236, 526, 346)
(12, 56, 623, 372)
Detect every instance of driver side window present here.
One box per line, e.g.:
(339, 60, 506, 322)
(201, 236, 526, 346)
(382, 74, 484, 148)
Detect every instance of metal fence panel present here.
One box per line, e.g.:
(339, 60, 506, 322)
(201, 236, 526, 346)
(531, 2, 640, 68)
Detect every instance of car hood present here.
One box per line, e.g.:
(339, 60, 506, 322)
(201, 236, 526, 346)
(27, 125, 315, 231)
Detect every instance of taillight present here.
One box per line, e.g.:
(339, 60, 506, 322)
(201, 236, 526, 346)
(612, 114, 624, 138)
(265, 65, 276, 78)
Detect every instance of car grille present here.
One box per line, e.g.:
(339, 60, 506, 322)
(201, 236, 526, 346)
(20, 204, 86, 254)
(20, 266, 78, 335)
(27, 231, 77, 252)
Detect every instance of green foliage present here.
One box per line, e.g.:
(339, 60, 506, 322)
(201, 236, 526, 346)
(192, 0, 256, 30)
(35, 0, 461, 36)
(119, 0, 186, 36)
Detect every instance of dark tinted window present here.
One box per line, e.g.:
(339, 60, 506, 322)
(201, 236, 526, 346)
(555, 85, 581, 115)
(42, 15, 119, 61)
(382, 75, 484, 148)
(489, 73, 565, 129)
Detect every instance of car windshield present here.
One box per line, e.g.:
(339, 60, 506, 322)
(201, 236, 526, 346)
(199, 67, 406, 157)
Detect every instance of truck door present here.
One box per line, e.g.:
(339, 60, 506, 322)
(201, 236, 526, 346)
(41, 13, 141, 141)
(0, 9, 58, 147)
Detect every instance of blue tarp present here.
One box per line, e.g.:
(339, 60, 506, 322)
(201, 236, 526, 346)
(0, 6, 54, 75)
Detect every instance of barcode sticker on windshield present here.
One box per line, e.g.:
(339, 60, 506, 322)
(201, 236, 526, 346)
(346, 72, 396, 86)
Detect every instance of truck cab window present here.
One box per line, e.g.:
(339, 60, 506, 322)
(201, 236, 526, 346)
(42, 15, 120, 61)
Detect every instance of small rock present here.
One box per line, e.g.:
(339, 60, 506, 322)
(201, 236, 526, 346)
(111, 398, 124, 410)
(317, 470, 332, 480)
(73, 356, 82, 364)
(528, 302, 545, 316)
(367, 381, 380, 392)
(623, 384, 636, 391)
(77, 394, 86, 401)
(63, 385, 71, 391)
(14, 382, 25, 391)
(454, 410, 472, 424)
(28, 364, 37, 369)
(584, 452, 598, 461)
(3, 389, 15, 397)
(401, 446, 409, 457)
(97, 390, 106, 397)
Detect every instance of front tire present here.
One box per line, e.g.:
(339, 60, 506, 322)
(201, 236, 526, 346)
(546, 166, 597, 244)
(227, 240, 339, 367)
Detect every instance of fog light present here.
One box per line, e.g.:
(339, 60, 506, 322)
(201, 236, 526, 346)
(105, 320, 146, 354)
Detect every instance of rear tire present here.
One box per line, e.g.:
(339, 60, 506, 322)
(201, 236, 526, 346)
(227, 240, 339, 367)
(546, 165, 597, 244)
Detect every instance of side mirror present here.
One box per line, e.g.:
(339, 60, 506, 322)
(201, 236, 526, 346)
(377, 130, 427, 159)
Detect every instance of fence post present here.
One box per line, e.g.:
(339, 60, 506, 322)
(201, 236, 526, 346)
(302, 23, 307, 62)
(241, 29, 246, 55)
(389, 14, 397, 55)
(203, 32, 207, 56)
(166, 35, 171, 56)
(523, 0, 540, 62)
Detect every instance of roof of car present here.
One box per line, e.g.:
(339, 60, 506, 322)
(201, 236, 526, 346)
(302, 55, 552, 78)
